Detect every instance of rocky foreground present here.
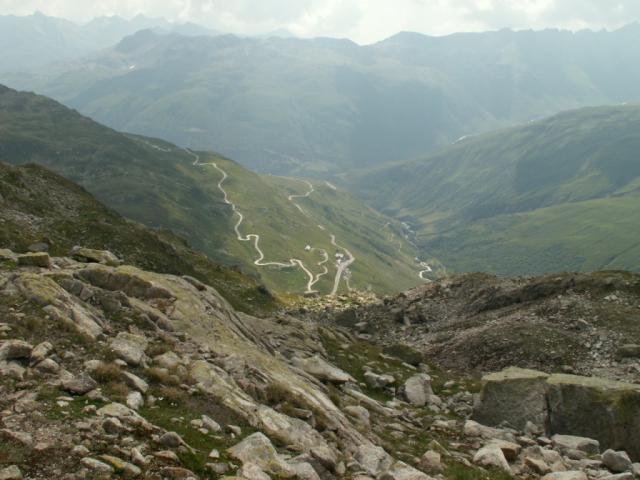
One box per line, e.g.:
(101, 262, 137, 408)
(1, 248, 640, 480)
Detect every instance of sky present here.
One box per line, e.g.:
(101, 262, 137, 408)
(1, 0, 639, 44)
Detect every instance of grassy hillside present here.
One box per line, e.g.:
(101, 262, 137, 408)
(4, 25, 640, 174)
(0, 85, 422, 295)
(0, 161, 275, 315)
(348, 105, 640, 276)
(209, 159, 422, 294)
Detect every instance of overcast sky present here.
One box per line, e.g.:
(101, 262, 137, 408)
(1, 0, 639, 44)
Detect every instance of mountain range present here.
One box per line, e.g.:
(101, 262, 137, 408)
(3, 24, 640, 174)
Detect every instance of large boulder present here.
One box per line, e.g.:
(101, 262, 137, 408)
(546, 374, 640, 461)
(473, 367, 549, 430)
(473, 368, 640, 461)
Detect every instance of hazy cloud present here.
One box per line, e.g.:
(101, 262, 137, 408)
(1, 0, 638, 43)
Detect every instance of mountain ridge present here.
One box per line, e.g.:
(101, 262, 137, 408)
(5, 24, 640, 174)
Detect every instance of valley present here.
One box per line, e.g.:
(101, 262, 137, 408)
(0, 85, 423, 296)
(347, 105, 640, 277)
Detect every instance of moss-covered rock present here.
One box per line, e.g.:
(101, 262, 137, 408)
(473, 367, 549, 430)
(546, 374, 640, 461)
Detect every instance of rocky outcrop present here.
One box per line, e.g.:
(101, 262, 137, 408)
(474, 367, 640, 460)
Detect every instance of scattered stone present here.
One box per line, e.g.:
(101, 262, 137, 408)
(154, 351, 181, 370)
(355, 444, 393, 476)
(103, 417, 125, 434)
(552, 435, 600, 455)
(541, 471, 588, 480)
(602, 450, 632, 473)
(81, 458, 114, 474)
(131, 447, 148, 467)
(123, 371, 149, 393)
(201, 415, 222, 433)
(206, 462, 230, 475)
(72, 445, 90, 456)
(30, 341, 53, 364)
(490, 439, 521, 462)
(154, 450, 180, 463)
(126, 391, 144, 410)
(61, 373, 98, 395)
(463, 420, 516, 442)
(364, 370, 395, 389)
(34, 358, 60, 373)
(109, 333, 148, 366)
(379, 461, 430, 480)
(158, 467, 197, 479)
(0, 361, 25, 380)
(240, 462, 271, 480)
(525, 456, 551, 475)
(159, 431, 185, 449)
(288, 461, 321, 480)
(227, 432, 295, 478)
(473, 444, 511, 473)
(419, 450, 443, 473)
(0, 340, 33, 360)
(403, 374, 433, 406)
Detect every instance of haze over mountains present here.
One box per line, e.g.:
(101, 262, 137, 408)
(0, 12, 220, 72)
(3, 22, 640, 175)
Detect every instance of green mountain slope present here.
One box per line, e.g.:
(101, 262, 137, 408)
(0, 161, 275, 315)
(347, 105, 640, 276)
(0, 85, 422, 295)
(4, 25, 640, 174)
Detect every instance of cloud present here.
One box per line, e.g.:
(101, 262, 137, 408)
(0, 0, 638, 43)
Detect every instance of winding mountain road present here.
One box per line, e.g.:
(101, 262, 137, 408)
(185, 148, 353, 295)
